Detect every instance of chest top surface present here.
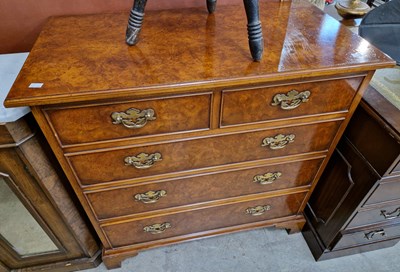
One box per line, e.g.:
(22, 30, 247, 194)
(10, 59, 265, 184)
(4, 0, 394, 107)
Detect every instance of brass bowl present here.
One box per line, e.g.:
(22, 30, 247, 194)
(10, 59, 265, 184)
(335, 0, 371, 16)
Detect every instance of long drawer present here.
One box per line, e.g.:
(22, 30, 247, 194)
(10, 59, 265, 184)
(44, 93, 212, 146)
(102, 192, 307, 247)
(68, 120, 341, 186)
(334, 223, 400, 250)
(347, 203, 400, 229)
(221, 77, 362, 127)
(86, 158, 323, 219)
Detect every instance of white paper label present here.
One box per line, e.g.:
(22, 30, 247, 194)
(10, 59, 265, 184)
(29, 83, 44, 88)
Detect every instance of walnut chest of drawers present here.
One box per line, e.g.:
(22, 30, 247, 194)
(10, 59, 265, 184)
(4, 0, 394, 269)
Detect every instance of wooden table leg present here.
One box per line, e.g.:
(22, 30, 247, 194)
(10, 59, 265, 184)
(207, 0, 217, 13)
(243, 0, 264, 61)
(126, 0, 148, 45)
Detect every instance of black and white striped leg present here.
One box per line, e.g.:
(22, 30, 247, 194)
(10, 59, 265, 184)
(126, 0, 148, 45)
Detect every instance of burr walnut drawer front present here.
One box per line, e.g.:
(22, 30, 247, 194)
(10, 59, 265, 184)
(86, 158, 323, 219)
(347, 203, 400, 229)
(68, 120, 341, 186)
(363, 178, 400, 207)
(44, 93, 211, 146)
(334, 223, 400, 250)
(102, 192, 307, 247)
(221, 77, 362, 127)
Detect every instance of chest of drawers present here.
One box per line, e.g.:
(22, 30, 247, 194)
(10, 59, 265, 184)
(4, 1, 394, 269)
(302, 86, 400, 260)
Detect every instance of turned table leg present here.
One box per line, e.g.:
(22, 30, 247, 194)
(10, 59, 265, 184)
(207, 0, 217, 13)
(126, 0, 148, 45)
(243, 0, 264, 61)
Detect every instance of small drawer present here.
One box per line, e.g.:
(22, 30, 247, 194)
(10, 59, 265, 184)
(87, 158, 323, 219)
(44, 93, 211, 146)
(69, 120, 340, 186)
(220, 77, 362, 127)
(364, 178, 400, 206)
(102, 192, 307, 248)
(334, 223, 400, 250)
(347, 203, 400, 229)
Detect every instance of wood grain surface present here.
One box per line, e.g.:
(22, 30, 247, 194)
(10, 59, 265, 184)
(4, 1, 396, 268)
(102, 192, 307, 247)
(45, 93, 211, 145)
(4, 1, 394, 107)
(0, 0, 241, 53)
(221, 77, 362, 126)
(68, 121, 340, 185)
(86, 158, 323, 219)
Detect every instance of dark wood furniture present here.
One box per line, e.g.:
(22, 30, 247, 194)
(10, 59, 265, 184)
(302, 85, 400, 260)
(126, 0, 264, 61)
(4, 0, 394, 269)
(0, 114, 101, 271)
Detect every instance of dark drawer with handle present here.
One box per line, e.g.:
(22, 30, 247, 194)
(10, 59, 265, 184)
(363, 177, 400, 206)
(347, 203, 400, 229)
(334, 223, 400, 250)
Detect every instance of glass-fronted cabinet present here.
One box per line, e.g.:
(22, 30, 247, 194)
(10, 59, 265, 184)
(0, 53, 100, 271)
(0, 114, 101, 271)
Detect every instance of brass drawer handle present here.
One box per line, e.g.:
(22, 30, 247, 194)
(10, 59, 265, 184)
(143, 222, 171, 234)
(271, 89, 311, 110)
(261, 134, 295, 150)
(380, 207, 400, 220)
(134, 190, 167, 204)
(245, 205, 271, 216)
(124, 152, 162, 169)
(253, 172, 282, 185)
(364, 229, 385, 240)
(111, 108, 156, 129)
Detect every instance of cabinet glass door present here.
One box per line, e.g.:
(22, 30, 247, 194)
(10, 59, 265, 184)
(0, 175, 59, 257)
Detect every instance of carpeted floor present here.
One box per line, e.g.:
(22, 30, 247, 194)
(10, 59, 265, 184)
(84, 227, 400, 272)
